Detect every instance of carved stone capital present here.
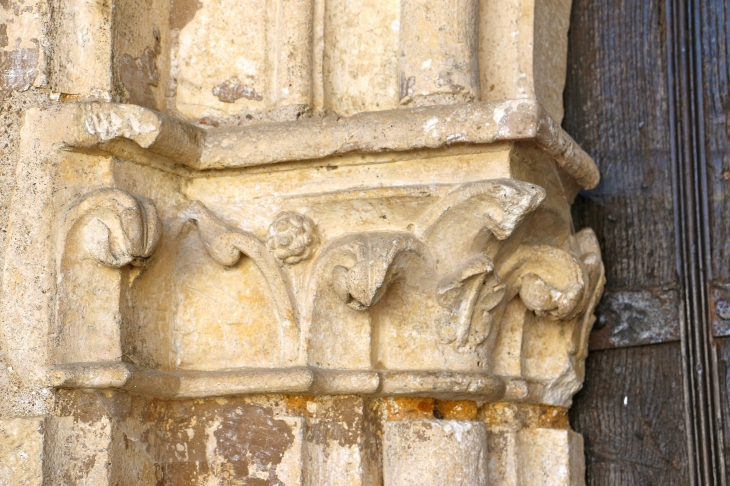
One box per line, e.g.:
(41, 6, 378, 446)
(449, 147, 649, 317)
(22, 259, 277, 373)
(147, 172, 602, 405)
(1, 98, 602, 486)
(0, 1, 604, 483)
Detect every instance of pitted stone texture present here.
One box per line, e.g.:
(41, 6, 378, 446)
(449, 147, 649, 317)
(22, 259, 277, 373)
(27, 393, 589, 485)
(322, 0, 400, 115)
(519, 429, 585, 485)
(44, 415, 114, 485)
(303, 396, 381, 486)
(50, 0, 113, 100)
(383, 419, 488, 486)
(0, 417, 44, 486)
(0, 0, 46, 99)
(143, 397, 304, 485)
(487, 427, 585, 486)
(174, 0, 314, 120)
(398, 0, 480, 106)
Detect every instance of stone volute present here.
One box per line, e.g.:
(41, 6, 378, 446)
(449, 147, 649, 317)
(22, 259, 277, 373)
(0, 0, 602, 484)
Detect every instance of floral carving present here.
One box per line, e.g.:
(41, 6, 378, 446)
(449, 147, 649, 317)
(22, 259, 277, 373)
(435, 255, 505, 349)
(185, 202, 302, 365)
(329, 233, 429, 310)
(266, 211, 318, 264)
(179, 180, 602, 406)
(73, 190, 161, 267)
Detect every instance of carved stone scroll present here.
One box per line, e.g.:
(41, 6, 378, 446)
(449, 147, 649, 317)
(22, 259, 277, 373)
(52, 188, 160, 365)
(184, 201, 302, 366)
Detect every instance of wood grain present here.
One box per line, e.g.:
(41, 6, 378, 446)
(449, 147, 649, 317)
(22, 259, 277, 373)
(717, 338, 730, 476)
(563, 0, 695, 483)
(571, 344, 690, 485)
(564, 0, 678, 291)
(700, 0, 730, 285)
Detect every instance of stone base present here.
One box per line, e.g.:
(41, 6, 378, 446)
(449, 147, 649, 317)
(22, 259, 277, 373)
(3, 391, 585, 485)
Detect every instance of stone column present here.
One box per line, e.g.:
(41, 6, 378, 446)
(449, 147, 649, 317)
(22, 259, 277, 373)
(0, 0, 602, 484)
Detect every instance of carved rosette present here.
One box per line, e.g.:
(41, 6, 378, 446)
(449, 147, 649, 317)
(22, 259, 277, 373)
(266, 211, 318, 264)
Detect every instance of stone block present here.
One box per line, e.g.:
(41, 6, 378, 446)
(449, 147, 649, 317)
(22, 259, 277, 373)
(517, 428, 585, 486)
(383, 419, 488, 486)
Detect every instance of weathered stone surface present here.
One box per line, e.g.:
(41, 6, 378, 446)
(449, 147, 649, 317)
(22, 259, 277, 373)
(174, 0, 314, 120)
(303, 396, 381, 486)
(0, 417, 44, 486)
(0, 0, 46, 100)
(384, 419, 489, 485)
(0, 1, 598, 484)
(49, 0, 114, 100)
(480, 0, 573, 122)
(517, 429, 585, 485)
(398, 0, 480, 107)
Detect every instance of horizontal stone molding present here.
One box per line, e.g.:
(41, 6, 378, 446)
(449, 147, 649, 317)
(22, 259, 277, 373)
(62, 100, 599, 189)
(44, 362, 595, 407)
(47, 363, 512, 401)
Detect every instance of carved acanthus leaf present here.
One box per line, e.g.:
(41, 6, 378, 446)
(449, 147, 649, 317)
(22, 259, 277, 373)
(184, 201, 299, 329)
(436, 255, 506, 348)
(419, 179, 543, 350)
(303, 180, 548, 353)
(499, 240, 600, 322)
(54, 188, 162, 365)
(567, 229, 605, 365)
(330, 233, 429, 310)
(436, 254, 493, 305)
(519, 273, 583, 319)
(419, 179, 545, 242)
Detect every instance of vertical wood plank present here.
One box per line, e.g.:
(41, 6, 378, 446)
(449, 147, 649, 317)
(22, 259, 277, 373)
(700, 0, 730, 478)
(571, 344, 690, 485)
(699, 0, 730, 286)
(564, 0, 677, 292)
(716, 337, 730, 475)
(563, 0, 693, 483)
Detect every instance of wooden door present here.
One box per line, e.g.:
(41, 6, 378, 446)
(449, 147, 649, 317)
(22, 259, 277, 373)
(564, 0, 730, 484)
